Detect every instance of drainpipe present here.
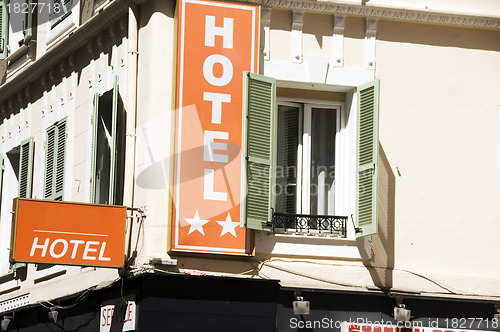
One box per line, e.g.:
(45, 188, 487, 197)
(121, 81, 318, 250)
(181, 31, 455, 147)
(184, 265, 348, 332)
(124, 5, 139, 261)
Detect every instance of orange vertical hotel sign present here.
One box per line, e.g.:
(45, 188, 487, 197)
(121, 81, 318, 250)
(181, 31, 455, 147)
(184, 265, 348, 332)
(173, 0, 259, 254)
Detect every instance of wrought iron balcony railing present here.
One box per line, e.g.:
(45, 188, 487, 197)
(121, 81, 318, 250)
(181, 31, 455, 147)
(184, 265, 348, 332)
(270, 212, 347, 237)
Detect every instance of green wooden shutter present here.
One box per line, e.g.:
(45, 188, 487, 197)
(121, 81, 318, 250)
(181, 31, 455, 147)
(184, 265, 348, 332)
(355, 80, 380, 237)
(241, 72, 276, 231)
(44, 119, 67, 201)
(23, 0, 32, 44)
(19, 137, 34, 198)
(0, 0, 8, 60)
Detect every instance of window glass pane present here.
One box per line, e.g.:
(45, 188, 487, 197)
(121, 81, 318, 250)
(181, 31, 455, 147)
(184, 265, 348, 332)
(310, 107, 336, 215)
(95, 93, 113, 204)
(276, 105, 300, 214)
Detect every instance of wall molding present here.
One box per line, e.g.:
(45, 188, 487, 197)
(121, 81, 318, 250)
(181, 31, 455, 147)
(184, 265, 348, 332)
(234, 0, 500, 29)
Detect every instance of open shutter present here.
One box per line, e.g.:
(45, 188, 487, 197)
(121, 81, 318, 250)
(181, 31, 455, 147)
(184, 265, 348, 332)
(19, 137, 34, 198)
(44, 119, 67, 201)
(0, 0, 8, 60)
(55, 120, 67, 200)
(23, 0, 32, 44)
(241, 72, 276, 231)
(355, 80, 380, 237)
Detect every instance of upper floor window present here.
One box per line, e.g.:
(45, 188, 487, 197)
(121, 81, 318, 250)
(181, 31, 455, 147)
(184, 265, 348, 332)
(240, 72, 380, 238)
(276, 102, 341, 217)
(44, 118, 67, 201)
(50, 0, 72, 28)
(46, 0, 78, 46)
(5, 137, 34, 198)
(0, 0, 33, 60)
(91, 77, 125, 205)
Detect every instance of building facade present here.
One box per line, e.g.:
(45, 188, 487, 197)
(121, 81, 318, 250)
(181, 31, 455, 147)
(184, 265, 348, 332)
(0, 0, 499, 330)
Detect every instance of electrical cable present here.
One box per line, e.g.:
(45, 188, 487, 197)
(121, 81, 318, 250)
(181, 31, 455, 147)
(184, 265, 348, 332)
(257, 258, 500, 298)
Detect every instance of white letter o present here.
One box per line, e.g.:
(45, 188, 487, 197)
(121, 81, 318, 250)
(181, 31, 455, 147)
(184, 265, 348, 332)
(203, 54, 233, 86)
(50, 239, 68, 258)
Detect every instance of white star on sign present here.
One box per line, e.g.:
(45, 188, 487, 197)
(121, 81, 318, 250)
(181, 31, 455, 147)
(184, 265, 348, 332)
(215, 213, 239, 238)
(185, 210, 210, 236)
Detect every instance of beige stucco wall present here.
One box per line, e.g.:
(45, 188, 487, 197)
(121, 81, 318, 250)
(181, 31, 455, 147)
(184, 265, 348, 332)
(134, 0, 176, 262)
(376, 20, 500, 279)
(245, 7, 500, 297)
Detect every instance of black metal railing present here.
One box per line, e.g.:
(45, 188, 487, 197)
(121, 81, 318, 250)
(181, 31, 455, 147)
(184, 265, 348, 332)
(270, 212, 347, 237)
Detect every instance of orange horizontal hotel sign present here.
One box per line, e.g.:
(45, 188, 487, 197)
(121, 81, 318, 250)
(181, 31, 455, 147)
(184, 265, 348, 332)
(173, 0, 259, 254)
(10, 198, 127, 268)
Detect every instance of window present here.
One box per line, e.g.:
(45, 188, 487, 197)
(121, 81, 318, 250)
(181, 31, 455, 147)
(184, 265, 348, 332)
(240, 72, 380, 237)
(0, 140, 33, 275)
(50, 0, 72, 28)
(276, 102, 341, 216)
(91, 77, 125, 205)
(44, 118, 67, 201)
(6, 137, 34, 198)
(0, 0, 33, 60)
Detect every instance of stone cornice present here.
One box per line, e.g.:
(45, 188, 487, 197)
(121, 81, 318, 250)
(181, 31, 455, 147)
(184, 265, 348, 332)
(237, 0, 500, 29)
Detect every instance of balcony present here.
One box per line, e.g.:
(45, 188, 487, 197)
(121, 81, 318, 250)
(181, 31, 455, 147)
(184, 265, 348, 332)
(270, 212, 347, 237)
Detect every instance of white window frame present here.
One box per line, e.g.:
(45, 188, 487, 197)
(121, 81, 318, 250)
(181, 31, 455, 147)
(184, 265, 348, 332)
(276, 97, 346, 217)
(46, 0, 79, 48)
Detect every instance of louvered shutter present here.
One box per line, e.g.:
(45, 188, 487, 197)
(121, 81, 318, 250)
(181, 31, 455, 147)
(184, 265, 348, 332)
(44, 119, 67, 201)
(355, 80, 380, 237)
(23, 0, 32, 44)
(0, 0, 8, 59)
(19, 137, 34, 198)
(241, 72, 276, 231)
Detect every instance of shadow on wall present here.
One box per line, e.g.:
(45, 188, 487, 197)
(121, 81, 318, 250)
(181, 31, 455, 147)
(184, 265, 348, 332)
(357, 143, 396, 290)
(377, 20, 500, 52)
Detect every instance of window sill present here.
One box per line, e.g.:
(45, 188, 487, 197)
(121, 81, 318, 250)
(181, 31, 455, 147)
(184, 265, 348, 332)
(5, 45, 29, 64)
(33, 264, 66, 283)
(0, 273, 20, 295)
(46, 18, 77, 51)
(5, 44, 34, 80)
(255, 231, 367, 260)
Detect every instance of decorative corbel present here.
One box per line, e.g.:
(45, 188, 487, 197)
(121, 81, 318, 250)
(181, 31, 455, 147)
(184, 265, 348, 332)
(261, 7, 271, 61)
(365, 18, 377, 70)
(332, 15, 345, 67)
(291, 11, 304, 64)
